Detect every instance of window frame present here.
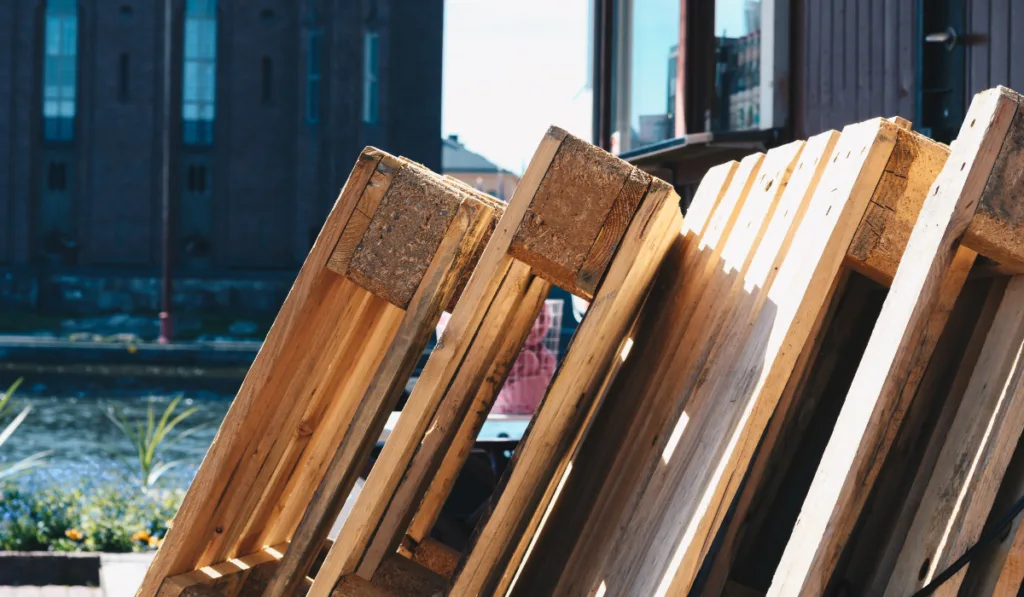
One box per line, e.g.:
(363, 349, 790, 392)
(594, 0, 789, 156)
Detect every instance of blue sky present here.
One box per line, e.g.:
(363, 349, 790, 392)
(442, 0, 593, 175)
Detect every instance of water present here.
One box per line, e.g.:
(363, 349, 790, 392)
(0, 388, 232, 489)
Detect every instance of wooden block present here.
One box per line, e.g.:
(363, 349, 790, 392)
(508, 131, 653, 299)
(451, 177, 683, 595)
(964, 90, 1024, 271)
(768, 87, 1022, 597)
(884, 275, 1024, 596)
(370, 554, 447, 596)
(408, 538, 461, 580)
(845, 128, 950, 285)
(346, 161, 465, 309)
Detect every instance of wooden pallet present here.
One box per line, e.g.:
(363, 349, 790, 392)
(139, 148, 501, 597)
(768, 86, 1024, 597)
(282, 127, 681, 597)
(142, 88, 1024, 597)
(506, 114, 957, 596)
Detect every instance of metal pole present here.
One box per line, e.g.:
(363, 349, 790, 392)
(158, 0, 173, 343)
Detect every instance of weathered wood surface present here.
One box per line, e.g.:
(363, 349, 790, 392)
(769, 86, 1023, 597)
(884, 275, 1024, 597)
(139, 148, 497, 597)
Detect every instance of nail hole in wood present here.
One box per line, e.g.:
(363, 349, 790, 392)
(919, 558, 930, 581)
(961, 162, 966, 171)
(970, 118, 976, 127)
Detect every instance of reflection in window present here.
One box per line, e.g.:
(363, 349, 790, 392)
(43, 0, 77, 142)
(306, 30, 321, 123)
(183, 0, 217, 145)
(609, 0, 679, 155)
(363, 30, 379, 124)
(713, 0, 761, 131)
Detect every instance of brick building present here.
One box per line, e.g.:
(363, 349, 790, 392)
(0, 0, 442, 316)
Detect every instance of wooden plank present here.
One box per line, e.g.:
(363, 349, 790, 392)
(768, 87, 1022, 597)
(963, 103, 1024, 270)
(884, 275, 1024, 596)
(834, 272, 999, 595)
(450, 178, 683, 596)
(260, 195, 494, 597)
(313, 262, 537, 587)
(598, 118, 900, 597)
(508, 132, 649, 299)
(702, 272, 880, 597)
(515, 135, 832, 597)
(354, 278, 551, 579)
(326, 157, 400, 276)
(468, 161, 742, 597)
(137, 148, 387, 597)
(402, 279, 550, 556)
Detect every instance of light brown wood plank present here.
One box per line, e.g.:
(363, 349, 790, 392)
(837, 272, 1001, 596)
(451, 178, 683, 596)
(403, 279, 551, 553)
(768, 87, 1022, 597)
(884, 275, 1024, 596)
(606, 118, 899, 597)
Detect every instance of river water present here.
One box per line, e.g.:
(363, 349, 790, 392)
(1, 385, 232, 489)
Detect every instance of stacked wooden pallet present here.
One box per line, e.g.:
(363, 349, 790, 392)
(140, 86, 1024, 597)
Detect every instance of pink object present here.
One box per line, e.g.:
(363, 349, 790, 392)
(434, 301, 560, 415)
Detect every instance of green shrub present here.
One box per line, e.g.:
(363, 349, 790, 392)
(0, 481, 183, 552)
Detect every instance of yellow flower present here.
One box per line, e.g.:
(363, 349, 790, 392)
(131, 530, 151, 543)
(65, 529, 83, 541)
(148, 535, 160, 548)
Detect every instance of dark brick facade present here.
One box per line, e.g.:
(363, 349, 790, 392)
(0, 0, 442, 313)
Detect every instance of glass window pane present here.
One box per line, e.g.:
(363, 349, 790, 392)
(62, 18, 77, 54)
(610, 0, 680, 155)
(713, 0, 761, 131)
(182, 1, 216, 144)
(43, 100, 59, 117)
(59, 100, 74, 117)
(45, 21, 61, 55)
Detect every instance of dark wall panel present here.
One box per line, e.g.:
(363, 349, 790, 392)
(797, 0, 917, 138)
(965, 0, 1024, 96)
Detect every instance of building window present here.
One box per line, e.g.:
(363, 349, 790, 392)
(47, 161, 68, 192)
(362, 30, 379, 124)
(118, 52, 130, 102)
(42, 0, 77, 142)
(306, 30, 321, 123)
(713, 0, 761, 132)
(183, 0, 217, 145)
(261, 56, 273, 104)
(186, 164, 208, 194)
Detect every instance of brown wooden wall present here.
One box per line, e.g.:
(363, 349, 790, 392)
(796, 0, 917, 138)
(965, 0, 1024, 95)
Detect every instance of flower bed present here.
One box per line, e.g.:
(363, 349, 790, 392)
(0, 481, 182, 553)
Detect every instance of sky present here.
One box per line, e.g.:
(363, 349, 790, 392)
(442, 0, 593, 175)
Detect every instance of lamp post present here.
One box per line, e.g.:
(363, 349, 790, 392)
(158, 0, 173, 344)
